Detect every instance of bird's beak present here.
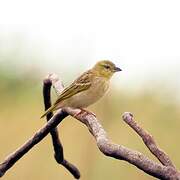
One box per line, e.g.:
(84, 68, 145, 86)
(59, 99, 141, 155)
(114, 66, 122, 72)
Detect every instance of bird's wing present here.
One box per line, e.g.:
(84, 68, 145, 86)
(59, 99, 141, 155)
(54, 70, 92, 105)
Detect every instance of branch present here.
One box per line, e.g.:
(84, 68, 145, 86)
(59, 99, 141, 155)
(0, 74, 80, 179)
(63, 107, 180, 180)
(0, 74, 179, 180)
(0, 110, 66, 177)
(122, 112, 176, 168)
(43, 74, 80, 179)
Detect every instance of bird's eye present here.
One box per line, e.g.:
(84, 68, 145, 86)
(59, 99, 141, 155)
(104, 65, 110, 69)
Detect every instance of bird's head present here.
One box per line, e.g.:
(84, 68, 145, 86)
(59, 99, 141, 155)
(93, 60, 122, 79)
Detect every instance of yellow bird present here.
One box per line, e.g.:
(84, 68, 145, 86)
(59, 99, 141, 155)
(41, 60, 122, 118)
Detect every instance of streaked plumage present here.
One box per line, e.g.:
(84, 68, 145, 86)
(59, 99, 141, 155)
(41, 60, 121, 118)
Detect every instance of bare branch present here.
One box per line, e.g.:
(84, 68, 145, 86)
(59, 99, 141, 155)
(43, 74, 80, 179)
(47, 73, 64, 96)
(63, 107, 180, 180)
(0, 73, 179, 180)
(122, 112, 176, 168)
(0, 110, 66, 177)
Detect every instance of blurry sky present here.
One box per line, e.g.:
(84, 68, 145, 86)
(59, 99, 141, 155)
(0, 0, 180, 93)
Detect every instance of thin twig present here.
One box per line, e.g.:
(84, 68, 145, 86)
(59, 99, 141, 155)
(43, 74, 80, 179)
(0, 111, 65, 177)
(122, 112, 176, 168)
(0, 74, 179, 179)
(63, 107, 180, 180)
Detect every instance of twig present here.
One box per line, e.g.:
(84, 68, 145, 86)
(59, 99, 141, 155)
(43, 74, 80, 179)
(0, 111, 66, 177)
(63, 107, 180, 180)
(122, 112, 176, 168)
(0, 74, 179, 179)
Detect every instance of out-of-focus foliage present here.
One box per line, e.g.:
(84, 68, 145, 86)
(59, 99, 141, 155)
(0, 68, 179, 180)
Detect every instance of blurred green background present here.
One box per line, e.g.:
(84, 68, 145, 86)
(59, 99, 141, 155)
(0, 0, 180, 179)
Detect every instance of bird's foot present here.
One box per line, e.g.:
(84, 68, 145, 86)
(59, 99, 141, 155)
(73, 108, 96, 119)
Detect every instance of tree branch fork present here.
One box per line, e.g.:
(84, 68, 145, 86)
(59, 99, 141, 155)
(0, 73, 179, 179)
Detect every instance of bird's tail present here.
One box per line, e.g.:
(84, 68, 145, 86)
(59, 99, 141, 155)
(40, 105, 56, 118)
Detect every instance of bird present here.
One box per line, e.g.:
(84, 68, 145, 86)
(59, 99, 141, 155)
(40, 60, 122, 118)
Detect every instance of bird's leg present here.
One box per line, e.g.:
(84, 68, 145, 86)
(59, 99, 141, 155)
(73, 108, 96, 118)
(81, 108, 96, 117)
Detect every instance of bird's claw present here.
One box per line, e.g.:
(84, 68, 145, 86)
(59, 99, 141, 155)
(73, 108, 96, 118)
